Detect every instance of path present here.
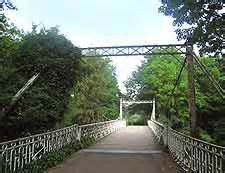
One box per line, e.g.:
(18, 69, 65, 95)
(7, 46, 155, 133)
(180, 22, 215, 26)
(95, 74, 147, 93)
(49, 126, 178, 173)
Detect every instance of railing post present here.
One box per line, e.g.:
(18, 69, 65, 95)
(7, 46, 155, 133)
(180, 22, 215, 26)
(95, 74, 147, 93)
(166, 113, 169, 148)
(165, 109, 171, 148)
(119, 98, 123, 120)
(151, 98, 156, 120)
(76, 126, 81, 142)
(0, 154, 3, 173)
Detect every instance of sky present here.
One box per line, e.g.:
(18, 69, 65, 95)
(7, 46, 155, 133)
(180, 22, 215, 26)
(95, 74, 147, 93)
(6, 0, 181, 92)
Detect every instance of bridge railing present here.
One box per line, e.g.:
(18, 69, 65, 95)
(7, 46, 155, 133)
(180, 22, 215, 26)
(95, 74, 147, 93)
(78, 120, 126, 141)
(0, 119, 126, 173)
(148, 120, 225, 173)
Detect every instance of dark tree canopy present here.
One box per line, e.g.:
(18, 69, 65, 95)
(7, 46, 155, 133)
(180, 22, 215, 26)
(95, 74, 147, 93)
(0, 0, 16, 11)
(159, 0, 225, 55)
(0, 17, 120, 142)
(0, 26, 82, 140)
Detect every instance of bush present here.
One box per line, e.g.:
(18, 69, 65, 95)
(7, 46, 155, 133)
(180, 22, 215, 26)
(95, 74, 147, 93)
(127, 114, 145, 125)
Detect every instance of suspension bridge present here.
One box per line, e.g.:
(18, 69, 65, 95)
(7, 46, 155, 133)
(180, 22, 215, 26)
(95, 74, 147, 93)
(1, 44, 224, 173)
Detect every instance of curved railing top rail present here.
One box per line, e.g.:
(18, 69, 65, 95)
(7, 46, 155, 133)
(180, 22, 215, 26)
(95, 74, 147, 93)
(169, 128, 225, 150)
(0, 119, 119, 147)
(79, 119, 119, 128)
(0, 124, 78, 147)
(0, 119, 125, 173)
(149, 119, 225, 173)
(149, 119, 225, 150)
(150, 119, 164, 127)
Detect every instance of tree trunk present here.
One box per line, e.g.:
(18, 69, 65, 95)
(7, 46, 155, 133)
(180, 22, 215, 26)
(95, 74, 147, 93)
(187, 46, 198, 137)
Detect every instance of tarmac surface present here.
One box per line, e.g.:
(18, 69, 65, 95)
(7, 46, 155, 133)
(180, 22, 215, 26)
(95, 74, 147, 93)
(48, 126, 178, 173)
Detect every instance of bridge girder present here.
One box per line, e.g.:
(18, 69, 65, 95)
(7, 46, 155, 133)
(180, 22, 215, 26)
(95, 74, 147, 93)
(122, 100, 153, 104)
(80, 44, 187, 57)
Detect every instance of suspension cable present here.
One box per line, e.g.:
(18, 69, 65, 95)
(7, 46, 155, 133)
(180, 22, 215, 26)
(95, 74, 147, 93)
(165, 57, 187, 110)
(191, 52, 225, 98)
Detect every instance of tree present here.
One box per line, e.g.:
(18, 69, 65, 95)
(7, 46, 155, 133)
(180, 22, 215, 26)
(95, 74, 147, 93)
(125, 49, 225, 144)
(0, 0, 16, 11)
(159, 0, 225, 55)
(0, 26, 81, 140)
(125, 51, 188, 127)
(64, 57, 120, 125)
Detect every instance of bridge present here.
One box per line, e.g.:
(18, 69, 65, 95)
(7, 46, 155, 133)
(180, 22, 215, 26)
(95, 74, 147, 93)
(0, 99, 224, 173)
(1, 44, 225, 173)
(80, 44, 187, 57)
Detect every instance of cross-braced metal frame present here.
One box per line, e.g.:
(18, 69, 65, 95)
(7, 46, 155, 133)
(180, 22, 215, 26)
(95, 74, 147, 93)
(119, 98, 155, 120)
(80, 44, 187, 57)
(10, 44, 188, 112)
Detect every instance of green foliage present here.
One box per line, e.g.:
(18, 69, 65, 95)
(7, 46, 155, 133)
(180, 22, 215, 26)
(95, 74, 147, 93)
(0, 16, 120, 142)
(125, 50, 188, 127)
(0, 24, 81, 140)
(125, 49, 225, 145)
(198, 128, 215, 143)
(64, 57, 119, 125)
(159, 0, 224, 55)
(127, 114, 145, 125)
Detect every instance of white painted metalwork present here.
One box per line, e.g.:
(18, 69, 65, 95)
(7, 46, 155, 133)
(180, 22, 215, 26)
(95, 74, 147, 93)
(0, 124, 79, 173)
(11, 73, 40, 106)
(151, 98, 156, 120)
(148, 120, 225, 173)
(119, 98, 123, 120)
(119, 98, 155, 120)
(0, 120, 126, 173)
(122, 100, 153, 104)
(78, 120, 126, 141)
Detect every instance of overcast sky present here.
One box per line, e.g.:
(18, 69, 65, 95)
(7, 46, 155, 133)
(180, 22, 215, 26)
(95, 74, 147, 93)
(6, 0, 181, 92)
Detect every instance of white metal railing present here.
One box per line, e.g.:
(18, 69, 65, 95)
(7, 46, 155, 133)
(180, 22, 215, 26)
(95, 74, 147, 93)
(148, 120, 225, 173)
(0, 119, 126, 173)
(78, 120, 126, 141)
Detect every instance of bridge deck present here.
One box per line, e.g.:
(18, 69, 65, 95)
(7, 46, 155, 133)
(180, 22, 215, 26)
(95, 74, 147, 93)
(48, 126, 178, 173)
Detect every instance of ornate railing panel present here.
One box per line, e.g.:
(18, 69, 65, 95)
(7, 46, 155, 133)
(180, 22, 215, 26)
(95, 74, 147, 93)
(78, 120, 126, 141)
(148, 120, 225, 173)
(0, 119, 126, 173)
(0, 124, 79, 173)
(148, 120, 166, 143)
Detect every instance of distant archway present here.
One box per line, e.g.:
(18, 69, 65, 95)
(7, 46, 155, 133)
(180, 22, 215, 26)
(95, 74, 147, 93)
(119, 98, 155, 121)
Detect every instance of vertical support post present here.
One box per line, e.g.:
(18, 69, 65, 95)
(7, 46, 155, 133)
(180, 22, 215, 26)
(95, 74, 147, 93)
(187, 46, 197, 137)
(165, 110, 169, 147)
(76, 125, 81, 142)
(119, 98, 123, 120)
(151, 98, 156, 120)
(0, 154, 2, 173)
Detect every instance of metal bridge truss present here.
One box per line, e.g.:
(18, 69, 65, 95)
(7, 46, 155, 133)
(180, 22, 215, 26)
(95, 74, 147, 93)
(81, 44, 187, 57)
(10, 44, 188, 113)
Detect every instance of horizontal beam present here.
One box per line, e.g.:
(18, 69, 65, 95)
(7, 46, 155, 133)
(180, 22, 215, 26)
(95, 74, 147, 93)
(122, 100, 153, 104)
(81, 44, 187, 57)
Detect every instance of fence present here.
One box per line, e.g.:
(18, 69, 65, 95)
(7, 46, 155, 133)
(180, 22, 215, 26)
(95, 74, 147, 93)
(148, 120, 225, 173)
(0, 119, 126, 172)
(78, 120, 126, 141)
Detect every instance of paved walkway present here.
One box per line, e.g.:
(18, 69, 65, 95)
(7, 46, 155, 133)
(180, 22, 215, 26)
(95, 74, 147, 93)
(49, 126, 178, 173)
